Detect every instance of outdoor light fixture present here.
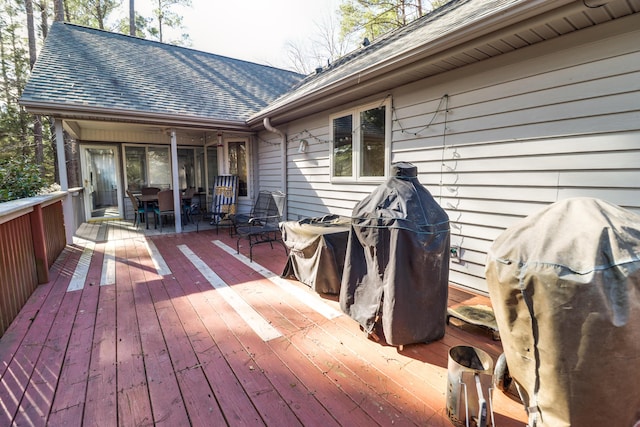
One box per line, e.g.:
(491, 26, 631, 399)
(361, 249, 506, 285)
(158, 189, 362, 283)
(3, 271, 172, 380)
(298, 139, 308, 153)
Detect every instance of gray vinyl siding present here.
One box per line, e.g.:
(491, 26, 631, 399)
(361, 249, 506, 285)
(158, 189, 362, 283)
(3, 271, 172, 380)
(254, 133, 283, 194)
(257, 14, 640, 293)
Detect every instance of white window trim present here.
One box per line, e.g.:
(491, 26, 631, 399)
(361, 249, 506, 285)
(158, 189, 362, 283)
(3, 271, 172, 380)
(329, 98, 391, 183)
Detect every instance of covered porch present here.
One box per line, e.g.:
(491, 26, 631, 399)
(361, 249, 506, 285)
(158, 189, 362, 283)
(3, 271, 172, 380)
(0, 222, 527, 426)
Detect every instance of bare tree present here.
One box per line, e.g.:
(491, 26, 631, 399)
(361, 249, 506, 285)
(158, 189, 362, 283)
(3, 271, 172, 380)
(285, 9, 357, 75)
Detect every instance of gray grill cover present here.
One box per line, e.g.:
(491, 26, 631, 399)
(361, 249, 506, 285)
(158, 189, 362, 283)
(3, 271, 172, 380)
(485, 198, 640, 427)
(339, 162, 450, 346)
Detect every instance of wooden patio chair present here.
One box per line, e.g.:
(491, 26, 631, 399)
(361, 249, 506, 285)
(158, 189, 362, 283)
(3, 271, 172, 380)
(234, 190, 287, 261)
(153, 189, 174, 232)
(210, 175, 239, 234)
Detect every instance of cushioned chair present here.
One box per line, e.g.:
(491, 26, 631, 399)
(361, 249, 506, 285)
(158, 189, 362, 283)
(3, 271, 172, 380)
(234, 190, 286, 261)
(182, 187, 197, 223)
(126, 190, 151, 228)
(153, 189, 175, 232)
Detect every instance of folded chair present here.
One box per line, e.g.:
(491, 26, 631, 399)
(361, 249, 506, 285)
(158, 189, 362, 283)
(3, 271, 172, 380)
(210, 175, 239, 234)
(235, 190, 287, 261)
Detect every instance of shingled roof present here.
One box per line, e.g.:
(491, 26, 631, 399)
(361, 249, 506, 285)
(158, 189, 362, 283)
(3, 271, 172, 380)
(20, 22, 304, 124)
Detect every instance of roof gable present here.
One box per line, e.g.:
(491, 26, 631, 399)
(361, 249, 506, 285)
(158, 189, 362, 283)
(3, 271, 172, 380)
(20, 23, 304, 123)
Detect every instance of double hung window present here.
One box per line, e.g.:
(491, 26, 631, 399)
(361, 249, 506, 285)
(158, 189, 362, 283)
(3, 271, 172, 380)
(330, 99, 391, 182)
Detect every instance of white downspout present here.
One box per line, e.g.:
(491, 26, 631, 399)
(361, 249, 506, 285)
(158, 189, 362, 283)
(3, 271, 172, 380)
(170, 129, 182, 232)
(263, 117, 287, 220)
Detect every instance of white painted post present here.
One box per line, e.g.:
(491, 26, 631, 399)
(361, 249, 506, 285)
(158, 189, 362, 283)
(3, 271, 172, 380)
(55, 119, 74, 244)
(170, 130, 182, 233)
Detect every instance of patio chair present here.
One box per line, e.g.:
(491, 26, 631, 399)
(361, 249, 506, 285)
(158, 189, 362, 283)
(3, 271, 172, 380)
(182, 187, 197, 223)
(141, 186, 161, 195)
(210, 175, 239, 234)
(126, 189, 152, 228)
(235, 190, 287, 261)
(153, 189, 175, 232)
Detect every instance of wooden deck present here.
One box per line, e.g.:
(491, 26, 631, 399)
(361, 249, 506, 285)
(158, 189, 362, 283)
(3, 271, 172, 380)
(0, 220, 527, 426)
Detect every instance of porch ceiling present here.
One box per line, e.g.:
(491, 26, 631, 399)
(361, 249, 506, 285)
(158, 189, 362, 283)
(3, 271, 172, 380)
(63, 119, 253, 146)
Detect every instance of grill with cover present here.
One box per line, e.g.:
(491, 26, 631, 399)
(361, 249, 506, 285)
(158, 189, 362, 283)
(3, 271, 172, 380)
(339, 162, 450, 346)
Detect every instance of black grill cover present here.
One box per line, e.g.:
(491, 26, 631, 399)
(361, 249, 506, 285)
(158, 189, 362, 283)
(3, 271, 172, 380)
(339, 162, 450, 346)
(486, 198, 640, 427)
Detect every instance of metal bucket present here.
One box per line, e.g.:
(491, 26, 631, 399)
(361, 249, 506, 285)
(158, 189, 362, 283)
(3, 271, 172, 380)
(446, 346, 494, 427)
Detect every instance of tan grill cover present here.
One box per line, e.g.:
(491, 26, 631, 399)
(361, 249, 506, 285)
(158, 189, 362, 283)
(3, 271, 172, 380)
(485, 198, 640, 427)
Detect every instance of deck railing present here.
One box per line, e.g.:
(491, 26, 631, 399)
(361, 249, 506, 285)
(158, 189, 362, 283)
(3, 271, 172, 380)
(0, 190, 80, 337)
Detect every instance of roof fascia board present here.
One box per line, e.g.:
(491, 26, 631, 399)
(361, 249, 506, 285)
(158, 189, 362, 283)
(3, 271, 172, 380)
(22, 101, 250, 131)
(248, 0, 578, 126)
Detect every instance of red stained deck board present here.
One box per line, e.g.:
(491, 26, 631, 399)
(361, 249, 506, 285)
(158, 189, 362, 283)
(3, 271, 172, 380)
(174, 368, 227, 427)
(156, 240, 303, 426)
(199, 251, 409, 425)
(219, 312, 341, 427)
(175, 237, 448, 425)
(132, 274, 191, 426)
(157, 273, 265, 426)
(215, 274, 413, 425)
(48, 242, 104, 424)
(176, 249, 341, 427)
(46, 287, 98, 424)
(83, 284, 117, 426)
(2, 225, 530, 426)
(114, 240, 153, 426)
(207, 262, 377, 425)
(0, 248, 71, 378)
(200, 245, 437, 425)
(146, 281, 227, 426)
(163, 264, 303, 425)
(168, 279, 283, 426)
(0, 244, 85, 425)
(268, 336, 381, 425)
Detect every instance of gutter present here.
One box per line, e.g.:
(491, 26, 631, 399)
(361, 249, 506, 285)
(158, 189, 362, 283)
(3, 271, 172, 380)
(20, 101, 250, 131)
(263, 118, 288, 220)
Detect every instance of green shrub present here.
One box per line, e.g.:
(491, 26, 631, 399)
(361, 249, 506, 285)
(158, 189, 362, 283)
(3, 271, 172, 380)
(0, 157, 47, 202)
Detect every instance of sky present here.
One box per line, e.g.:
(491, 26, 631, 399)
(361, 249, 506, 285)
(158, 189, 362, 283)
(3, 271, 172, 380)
(123, 0, 343, 70)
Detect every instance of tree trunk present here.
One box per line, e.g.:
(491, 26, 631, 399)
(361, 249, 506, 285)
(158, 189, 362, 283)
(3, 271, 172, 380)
(54, 0, 64, 22)
(158, 0, 163, 42)
(130, 0, 135, 36)
(25, 0, 44, 176)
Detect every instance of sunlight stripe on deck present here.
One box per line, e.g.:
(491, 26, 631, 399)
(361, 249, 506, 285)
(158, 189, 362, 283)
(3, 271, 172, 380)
(143, 238, 171, 276)
(177, 244, 283, 342)
(67, 238, 94, 292)
(100, 241, 115, 286)
(212, 240, 343, 320)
